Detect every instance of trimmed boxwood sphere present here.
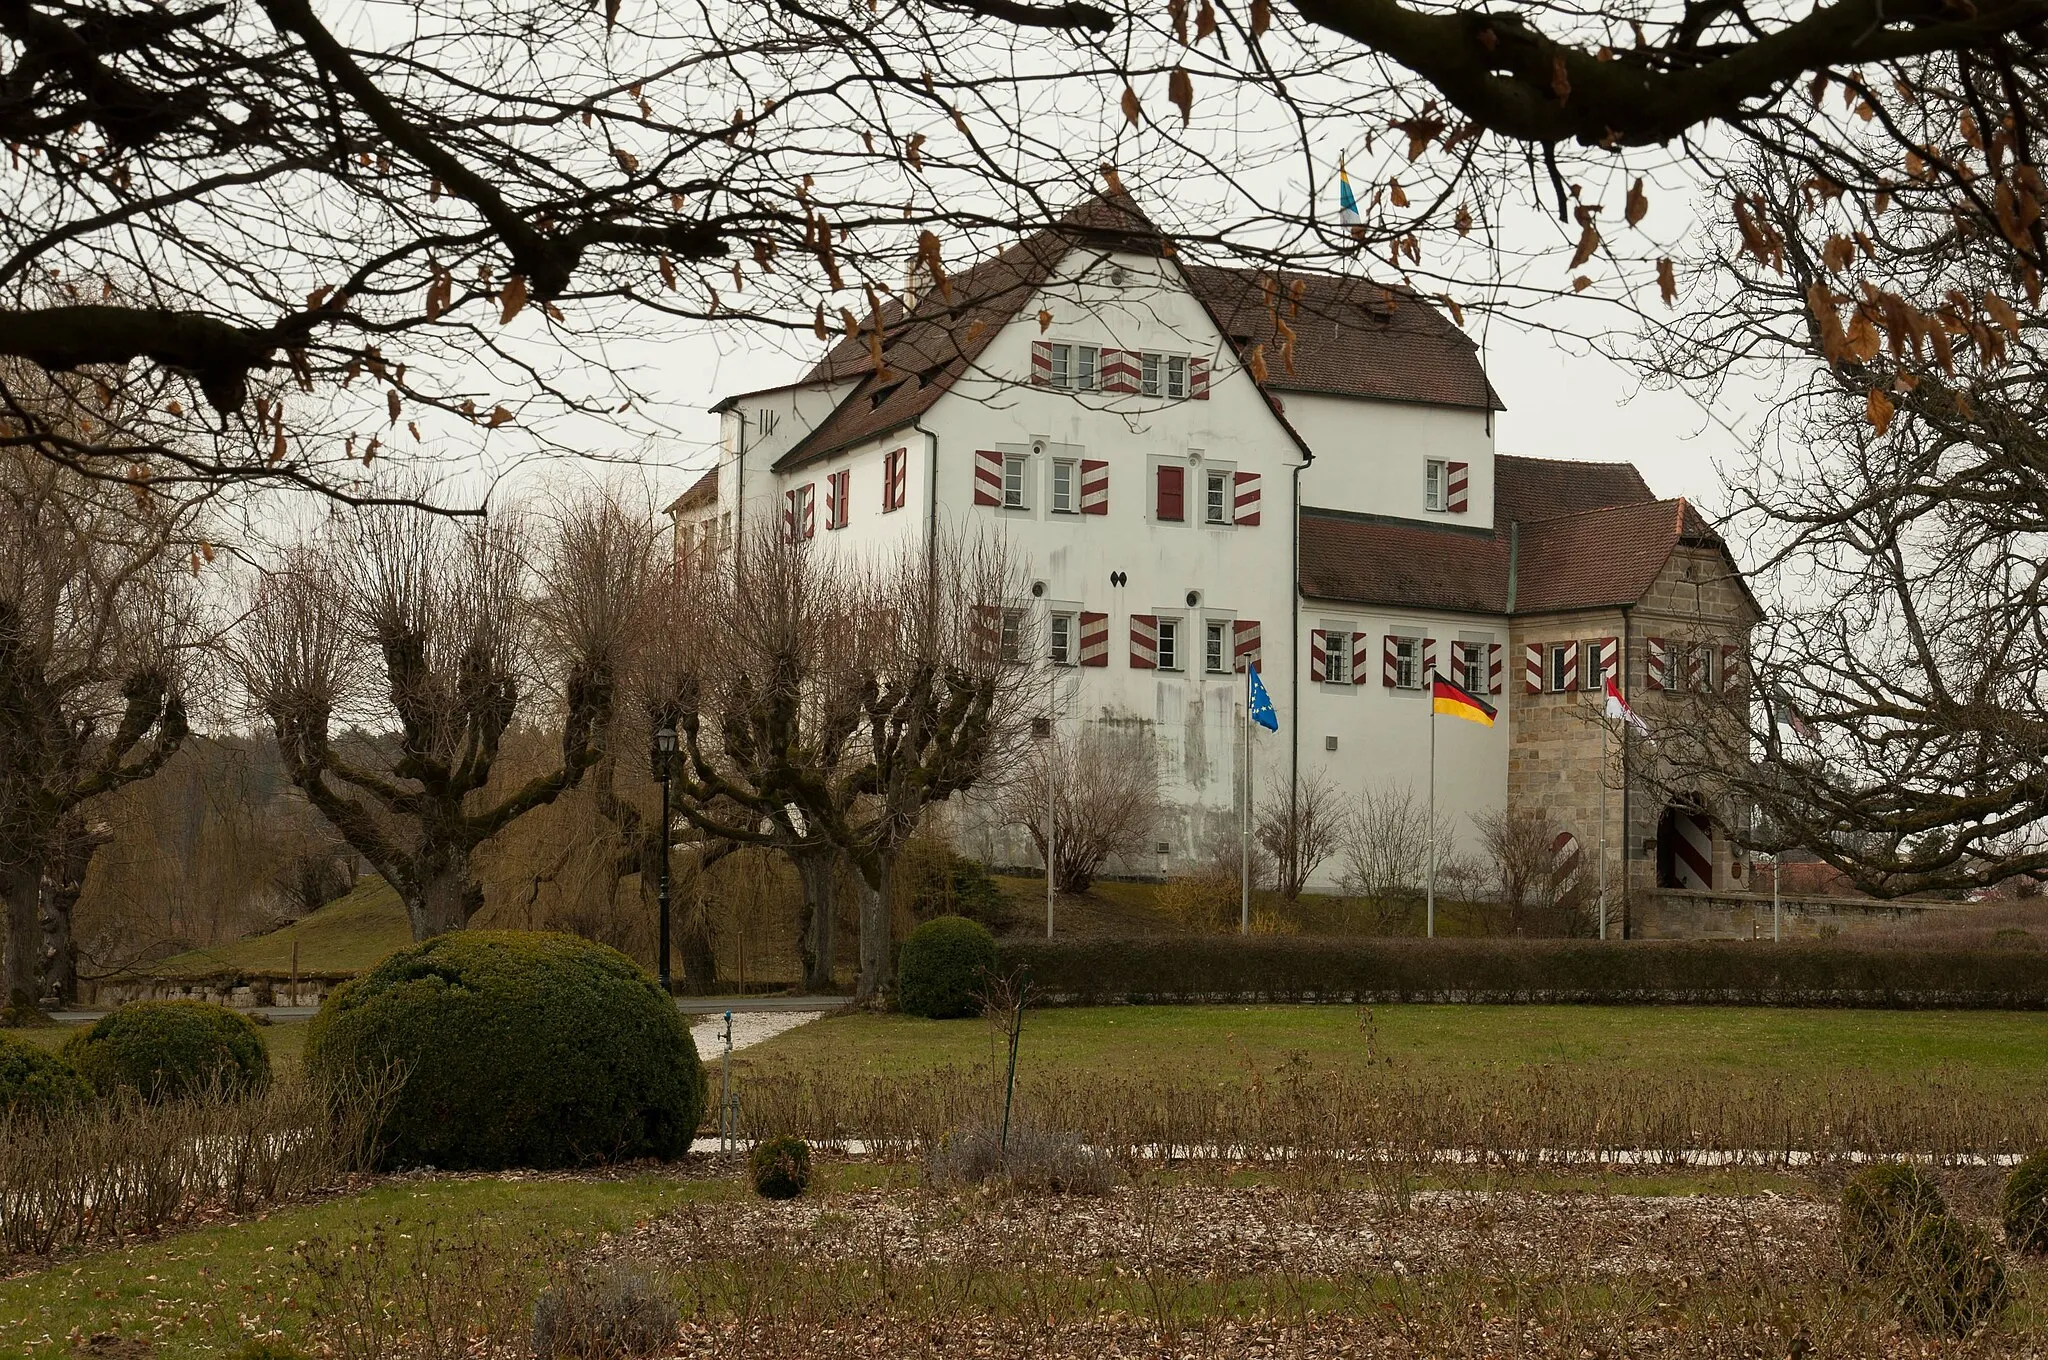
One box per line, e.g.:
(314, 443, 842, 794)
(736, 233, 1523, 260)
(0, 1033, 93, 1117)
(749, 1134, 813, 1199)
(1898, 1212, 2009, 1335)
(1842, 1162, 1947, 1276)
(898, 915, 997, 1019)
(61, 999, 270, 1102)
(2003, 1149, 2048, 1253)
(305, 931, 706, 1170)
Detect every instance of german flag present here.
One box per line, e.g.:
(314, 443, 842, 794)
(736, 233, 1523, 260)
(1431, 671, 1496, 727)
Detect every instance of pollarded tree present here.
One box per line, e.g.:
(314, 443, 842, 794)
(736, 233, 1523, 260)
(0, 434, 197, 1014)
(1004, 723, 1161, 895)
(238, 490, 638, 938)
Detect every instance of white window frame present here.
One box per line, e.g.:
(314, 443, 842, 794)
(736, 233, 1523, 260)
(1204, 469, 1231, 525)
(1048, 343, 1071, 389)
(1393, 636, 1422, 690)
(1692, 642, 1714, 692)
(1050, 458, 1077, 514)
(1166, 355, 1188, 399)
(1424, 459, 1447, 513)
(1582, 639, 1604, 691)
(1075, 346, 1098, 391)
(1002, 453, 1029, 510)
(1457, 640, 1487, 695)
(1156, 615, 1182, 672)
(1324, 629, 1352, 685)
(1049, 611, 1076, 666)
(1141, 352, 1162, 397)
(1204, 620, 1229, 674)
(1548, 643, 1574, 693)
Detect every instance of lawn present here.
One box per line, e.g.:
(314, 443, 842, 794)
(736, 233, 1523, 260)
(4, 1016, 311, 1072)
(742, 1002, 2048, 1090)
(0, 1170, 734, 1357)
(147, 875, 412, 980)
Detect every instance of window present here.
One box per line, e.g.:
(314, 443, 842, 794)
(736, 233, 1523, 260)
(1002, 453, 1028, 509)
(1548, 643, 1574, 693)
(1157, 617, 1181, 671)
(1141, 352, 1162, 397)
(1205, 621, 1227, 674)
(1692, 643, 1714, 692)
(1424, 459, 1447, 512)
(1075, 346, 1098, 391)
(1049, 612, 1075, 665)
(1457, 641, 1486, 694)
(1583, 640, 1605, 690)
(1324, 631, 1351, 684)
(1167, 355, 1188, 399)
(719, 512, 732, 552)
(1155, 464, 1185, 522)
(1205, 470, 1230, 525)
(1051, 459, 1077, 514)
(999, 607, 1026, 664)
(1393, 637, 1421, 689)
(1048, 343, 1071, 388)
(881, 448, 904, 512)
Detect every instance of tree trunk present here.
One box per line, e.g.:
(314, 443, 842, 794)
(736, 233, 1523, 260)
(791, 848, 837, 992)
(39, 877, 79, 1006)
(678, 889, 718, 992)
(2, 861, 46, 1013)
(410, 865, 476, 939)
(855, 855, 896, 1004)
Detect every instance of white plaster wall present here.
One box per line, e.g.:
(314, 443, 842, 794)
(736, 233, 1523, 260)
(1287, 392, 1496, 526)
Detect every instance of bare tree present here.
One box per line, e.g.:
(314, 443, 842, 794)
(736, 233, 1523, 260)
(1256, 768, 1341, 901)
(1006, 722, 1161, 895)
(1473, 805, 1563, 936)
(240, 492, 631, 939)
(0, 435, 197, 1014)
(1338, 784, 1435, 934)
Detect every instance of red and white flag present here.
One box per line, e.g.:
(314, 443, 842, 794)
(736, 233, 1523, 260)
(1605, 678, 1651, 737)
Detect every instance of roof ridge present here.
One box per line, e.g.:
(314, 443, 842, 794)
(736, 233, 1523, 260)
(1513, 495, 1685, 528)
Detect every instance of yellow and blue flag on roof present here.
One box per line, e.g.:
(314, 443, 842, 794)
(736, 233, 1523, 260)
(1337, 158, 1361, 227)
(1248, 664, 1279, 732)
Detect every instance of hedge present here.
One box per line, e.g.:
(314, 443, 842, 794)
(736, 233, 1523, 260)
(992, 936, 2048, 1008)
(61, 999, 271, 1101)
(306, 931, 705, 1171)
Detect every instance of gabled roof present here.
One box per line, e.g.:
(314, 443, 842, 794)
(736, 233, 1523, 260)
(1182, 267, 1500, 411)
(1299, 461, 1754, 619)
(665, 465, 717, 516)
(766, 192, 1493, 469)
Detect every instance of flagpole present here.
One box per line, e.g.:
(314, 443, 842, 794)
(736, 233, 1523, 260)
(1598, 709, 1609, 941)
(1240, 666, 1252, 936)
(1426, 669, 1437, 940)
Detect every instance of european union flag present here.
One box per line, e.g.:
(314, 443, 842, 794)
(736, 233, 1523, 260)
(1247, 664, 1279, 732)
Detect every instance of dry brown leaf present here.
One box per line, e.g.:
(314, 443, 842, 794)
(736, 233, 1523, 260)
(1822, 236, 1855, 274)
(613, 147, 639, 174)
(1984, 291, 2022, 336)
(1196, 0, 1216, 40)
(1245, 342, 1268, 383)
(1455, 203, 1473, 235)
(488, 405, 513, 428)
(1436, 293, 1464, 326)
(1569, 224, 1600, 269)
(407, 421, 421, 442)
(1624, 178, 1648, 227)
(499, 274, 528, 325)
(1168, 67, 1193, 125)
(1121, 86, 1142, 125)
(1250, 0, 1269, 37)
(1572, 275, 1592, 292)
(813, 302, 828, 341)
(1389, 178, 1409, 208)
(387, 390, 401, 425)
(1865, 388, 1894, 435)
(1037, 308, 1053, 333)
(1656, 257, 1677, 307)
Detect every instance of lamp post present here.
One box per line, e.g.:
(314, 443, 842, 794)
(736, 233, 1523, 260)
(652, 724, 677, 992)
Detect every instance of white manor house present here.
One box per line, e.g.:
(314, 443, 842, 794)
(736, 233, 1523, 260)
(670, 195, 1760, 923)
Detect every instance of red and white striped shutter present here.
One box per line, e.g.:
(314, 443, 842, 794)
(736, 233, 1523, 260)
(1030, 340, 1051, 386)
(1383, 635, 1399, 687)
(1645, 637, 1667, 690)
(1189, 356, 1210, 399)
(970, 604, 1001, 661)
(824, 472, 840, 529)
(1351, 632, 1371, 686)
(1102, 349, 1139, 394)
(893, 449, 908, 509)
(1684, 644, 1703, 691)
(1445, 461, 1469, 514)
(1308, 629, 1327, 683)
(838, 470, 851, 526)
(1488, 642, 1504, 695)
(972, 449, 1002, 506)
(801, 483, 816, 539)
(782, 489, 797, 542)
(1232, 471, 1261, 526)
(1079, 459, 1109, 514)
(1598, 637, 1620, 688)
(1722, 644, 1741, 693)
(1078, 611, 1109, 667)
(1560, 641, 1578, 690)
(1232, 619, 1262, 672)
(1423, 637, 1437, 684)
(1129, 614, 1159, 669)
(1524, 642, 1543, 693)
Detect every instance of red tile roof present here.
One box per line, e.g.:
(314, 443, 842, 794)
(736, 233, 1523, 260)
(665, 465, 717, 516)
(771, 193, 1494, 467)
(1495, 454, 1655, 525)
(1511, 497, 1722, 612)
(1300, 512, 1509, 615)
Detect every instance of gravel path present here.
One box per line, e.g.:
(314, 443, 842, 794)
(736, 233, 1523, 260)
(689, 1009, 823, 1056)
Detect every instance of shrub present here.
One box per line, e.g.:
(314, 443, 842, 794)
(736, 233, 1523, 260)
(898, 915, 997, 1018)
(749, 1134, 812, 1199)
(1842, 1163, 1947, 1276)
(530, 1263, 677, 1359)
(2001, 1148, 2048, 1253)
(993, 935, 2048, 1008)
(899, 842, 1006, 926)
(60, 1000, 270, 1102)
(0, 1033, 93, 1118)
(1896, 1212, 2008, 1335)
(305, 931, 705, 1170)
(928, 1123, 1116, 1195)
